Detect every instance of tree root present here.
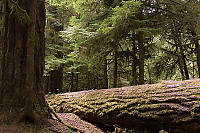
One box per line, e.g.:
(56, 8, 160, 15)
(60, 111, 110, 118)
(48, 104, 80, 132)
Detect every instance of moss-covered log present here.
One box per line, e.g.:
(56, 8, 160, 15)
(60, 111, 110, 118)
(46, 79, 200, 133)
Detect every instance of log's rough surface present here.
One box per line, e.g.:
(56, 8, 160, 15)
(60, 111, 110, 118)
(46, 79, 200, 133)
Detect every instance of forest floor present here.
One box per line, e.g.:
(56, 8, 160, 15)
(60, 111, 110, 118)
(0, 113, 104, 133)
(2, 78, 194, 133)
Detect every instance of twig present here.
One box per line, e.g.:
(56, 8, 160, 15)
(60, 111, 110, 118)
(48, 104, 80, 132)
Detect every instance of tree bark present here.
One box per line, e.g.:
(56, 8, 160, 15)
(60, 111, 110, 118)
(137, 31, 144, 85)
(177, 57, 185, 80)
(47, 79, 200, 133)
(180, 46, 189, 80)
(103, 57, 109, 89)
(71, 72, 74, 92)
(191, 29, 200, 78)
(132, 33, 137, 85)
(113, 49, 118, 88)
(75, 73, 79, 92)
(87, 72, 90, 90)
(0, 1, 7, 100)
(194, 39, 200, 78)
(0, 0, 48, 121)
(49, 68, 63, 94)
(147, 62, 152, 83)
(43, 75, 50, 94)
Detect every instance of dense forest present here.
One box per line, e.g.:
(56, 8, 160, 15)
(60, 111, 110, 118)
(44, 0, 200, 93)
(0, 0, 200, 133)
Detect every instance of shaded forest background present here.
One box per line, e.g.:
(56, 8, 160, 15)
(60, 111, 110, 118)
(44, 0, 200, 94)
(0, 0, 200, 132)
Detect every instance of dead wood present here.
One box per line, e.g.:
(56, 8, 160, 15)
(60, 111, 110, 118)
(46, 79, 200, 133)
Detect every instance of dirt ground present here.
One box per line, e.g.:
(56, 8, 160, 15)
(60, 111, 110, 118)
(0, 113, 103, 133)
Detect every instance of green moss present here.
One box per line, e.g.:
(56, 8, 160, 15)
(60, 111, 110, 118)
(8, 0, 31, 25)
(46, 79, 200, 127)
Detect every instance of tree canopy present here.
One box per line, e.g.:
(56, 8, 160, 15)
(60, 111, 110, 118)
(45, 0, 200, 92)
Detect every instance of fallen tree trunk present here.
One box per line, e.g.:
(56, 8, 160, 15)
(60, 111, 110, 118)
(46, 79, 200, 133)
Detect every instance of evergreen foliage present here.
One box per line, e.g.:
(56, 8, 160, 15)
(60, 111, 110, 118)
(45, 0, 200, 91)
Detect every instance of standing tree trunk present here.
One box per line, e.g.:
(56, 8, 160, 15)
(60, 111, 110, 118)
(0, 0, 48, 121)
(137, 31, 144, 85)
(71, 72, 74, 92)
(87, 72, 91, 90)
(95, 76, 99, 89)
(147, 62, 151, 83)
(137, 8, 145, 85)
(195, 40, 200, 78)
(193, 60, 195, 78)
(75, 73, 79, 92)
(0, 0, 6, 97)
(103, 57, 109, 89)
(180, 46, 189, 80)
(49, 68, 63, 94)
(113, 49, 118, 88)
(177, 57, 185, 80)
(43, 75, 50, 94)
(132, 33, 137, 85)
(191, 29, 200, 78)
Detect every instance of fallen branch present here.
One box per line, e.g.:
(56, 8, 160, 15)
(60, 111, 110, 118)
(48, 104, 80, 132)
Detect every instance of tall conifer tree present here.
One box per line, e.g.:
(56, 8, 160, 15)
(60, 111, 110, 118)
(0, 0, 49, 121)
